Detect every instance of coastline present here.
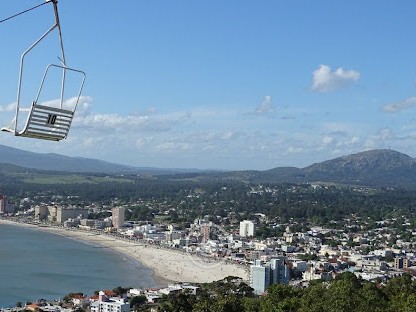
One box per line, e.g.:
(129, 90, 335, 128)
(0, 219, 249, 286)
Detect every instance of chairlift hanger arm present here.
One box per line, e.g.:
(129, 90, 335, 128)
(14, 0, 66, 134)
(49, 0, 66, 66)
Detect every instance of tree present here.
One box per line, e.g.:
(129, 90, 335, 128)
(359, 282, 386, 312)
(158, 293, 196, 312)
(322, 272, 364, 312)
(259, 283, 301, 312)
(209, 295, 245, 312)
(298, 282, 326, 312)
(170, 210, 180, 223)
(192, 299, 212, 312)
(383, 274, 416, 311)
(243, 298, 260, 312)
(112, 286, 131, 296)
(130, 295, 146, 310)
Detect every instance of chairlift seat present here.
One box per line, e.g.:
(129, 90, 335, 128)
(1, 0, 85, 142)
(2, 102, 74, 141)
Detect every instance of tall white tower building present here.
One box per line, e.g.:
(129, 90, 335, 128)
(239, 220, 255, 237)
(0, 195, 6, 214)
(250, 257, 289, 295)
(112, 207, 125, 229)
(250, 260, 271, 295)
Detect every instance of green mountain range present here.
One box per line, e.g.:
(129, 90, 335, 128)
(0, 145, 415, 187)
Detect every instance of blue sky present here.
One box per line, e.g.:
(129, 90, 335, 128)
(1, 0, 416, 170)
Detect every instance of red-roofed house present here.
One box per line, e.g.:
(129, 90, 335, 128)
(26, 303, 40, 312)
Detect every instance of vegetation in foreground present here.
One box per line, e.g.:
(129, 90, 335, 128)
(59, 274, 416, 312)
(150, 273, 416, 312)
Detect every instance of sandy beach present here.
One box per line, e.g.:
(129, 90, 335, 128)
(0, 219, 249, 286)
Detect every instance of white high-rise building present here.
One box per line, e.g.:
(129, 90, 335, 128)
(0, 195, 6, 214)
(270, 258, 289, 285)
(112, 207, 125, 229)
(251, 260, 270, 295)
(250, 257, 289, 295)
(239, 220, 255, 237)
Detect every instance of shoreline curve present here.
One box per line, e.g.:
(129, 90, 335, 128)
(0, 219, 249, 287)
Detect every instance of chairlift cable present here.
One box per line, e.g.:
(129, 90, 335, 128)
(0, 2, 49, 24)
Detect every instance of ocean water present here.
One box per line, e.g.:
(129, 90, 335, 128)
(0, 224, 156, 307)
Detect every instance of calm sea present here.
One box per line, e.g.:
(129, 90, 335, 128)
(0, 224, 156, 307)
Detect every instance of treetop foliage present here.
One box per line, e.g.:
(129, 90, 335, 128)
(156, 274, 416, 312)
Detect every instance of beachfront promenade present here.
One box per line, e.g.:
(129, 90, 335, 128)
(0, 218, 249, 285)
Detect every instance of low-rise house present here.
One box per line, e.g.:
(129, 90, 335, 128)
(303, 268, 334, 282)
(281, 245, 296, 253)
(181, 285, 199, 295)
(254, 242, 268, 251)
(90, 291, 129, 312)
(71, 294, 89, 307)
(291, 260, 309, 272)
(158, 285, 183, 296)
(26, 304, 40, 312)
(373, 249, 393, 258)
(145, 291, 161, 304)
(39, 304, 62, 312)
(128, 288, 144, 297)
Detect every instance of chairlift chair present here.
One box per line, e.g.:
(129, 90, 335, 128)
(1, 0, 86, 141)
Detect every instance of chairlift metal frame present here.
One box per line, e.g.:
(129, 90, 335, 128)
(2, 0, 86, 141)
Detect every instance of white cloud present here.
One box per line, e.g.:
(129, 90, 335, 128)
(382, 97, 416, 113)
(73, 110, 191, 132)
(221, 131, 236, 140)
(155, 142, 191, 152)
(6, 92, 407, 171)
(284, 146, 304, 154)
(39, 96, 93, 111)
(242, 96, 276, 117)
(0, 102, 16, 112)
(136, 137, 152, 148)
(316, 133, 360, 152)
(322, 136, 334, 146)
(81, 137, 99, 148)
(311, 64, 360, 92)
(378, 128, 394, 140)
(364, 128, 394, 150)
(255, 96, 274, 115)
(75, 98, 94, 115)
(335, 136, 360, 148)
(185, 130, 244, 146)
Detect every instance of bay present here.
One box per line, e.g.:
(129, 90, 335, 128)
(0, 224, 156, 307)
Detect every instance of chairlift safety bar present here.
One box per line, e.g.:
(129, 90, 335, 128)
(35, 64, 86, 112)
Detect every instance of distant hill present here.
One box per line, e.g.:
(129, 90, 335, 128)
(0, 145, 415, 188)
(169, 149, 416, 188)
(0, 144, 201, 175)
(0, 145, 136, 173)
(236, 149, 416, 187)
(302, 149, 416, 186)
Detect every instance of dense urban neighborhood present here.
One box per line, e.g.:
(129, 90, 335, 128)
(2, 174, 416, 311)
